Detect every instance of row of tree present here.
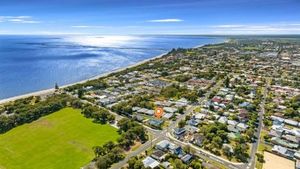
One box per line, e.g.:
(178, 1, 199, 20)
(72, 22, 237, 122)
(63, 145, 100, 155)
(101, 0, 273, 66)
(81, 105, 115, 124)
(0, 94, 79, 133)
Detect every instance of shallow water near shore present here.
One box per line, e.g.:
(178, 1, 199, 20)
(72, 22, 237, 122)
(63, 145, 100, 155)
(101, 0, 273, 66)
(0, 35, 224, 99)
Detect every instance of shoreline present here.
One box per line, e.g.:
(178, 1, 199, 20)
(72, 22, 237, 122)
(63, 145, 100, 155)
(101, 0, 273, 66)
(0, 41, 221, 104)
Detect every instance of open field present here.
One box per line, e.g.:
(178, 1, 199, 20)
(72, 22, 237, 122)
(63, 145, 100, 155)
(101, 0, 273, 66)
(263, 152, 295, 169)
(0, 108, 119, 169)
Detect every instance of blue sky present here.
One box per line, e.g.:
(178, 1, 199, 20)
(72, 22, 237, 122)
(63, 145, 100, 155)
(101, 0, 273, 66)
(0, 0, 300, 35)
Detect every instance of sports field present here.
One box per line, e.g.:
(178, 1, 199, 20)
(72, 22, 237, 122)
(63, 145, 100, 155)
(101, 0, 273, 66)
(0, 108, 119, 169)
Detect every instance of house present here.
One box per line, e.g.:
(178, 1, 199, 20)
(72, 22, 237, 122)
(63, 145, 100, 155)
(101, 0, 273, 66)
(161, 161, 171, 169)
(98, 97, 116, 106)
(237, 123, 248, 132)
(271, 116, 285, 123)
(218, 116, 228, 124)
(227, 120, 238, 126)
(225, 94, 234, 101)
(132, 107, 142, 112)
(169, 143, 182, 155)
(239, 102, 251, 108)
(147, 80, 168, 88)
(295, 151, 300, 159)
(185, 125, 199, 133)
(133, 115, 144, 122)
(164, 107, 178, 114)
(271, 137, 298, 149)
(228, 125, 239, 133)
(284, 119, 299, 127)
(148, 119, 163, 128)
(282, 134, 300, 144)
(195, 113, 207, 120)
(211, 96, 222, 103)
(296, 160, 300, 169)
(193, 134, 205, 146)
(138, 108, 149, 114)
(223, 144, 234, 153)
(145, 110, 155, 116)
(181, 154, 193, 164)
(163, 113, 174, 119)
(174, 98, 189, 107)
(142, 156, 160, 169)
(156, 140, 170, 151)
(269, 129, 283, 138)
(174, 128, 186, 138)
(238, 111, 249, 122)
(187, 119, 200, 126)
(228, 132, 240, 140)
(151, 150, 167, 161)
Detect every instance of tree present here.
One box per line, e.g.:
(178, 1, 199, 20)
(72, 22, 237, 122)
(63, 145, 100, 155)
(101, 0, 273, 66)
(128, 157, 138, 169)
(190, 160, 202, 169)
(198, 90, 205, 97)
(224, 76, 230, 88)
(234, 144, 249, 162)
(223, 146, 233, 160)
(256, 153, 265, 163)
(173, 159, 187, 169)
(78, 89, 84, 99)
(93, 146, 106, 157)
(183, 145, 195, 154)
(107, 114, 115, 123)
(96, 156, 110, 169)
(103, 141, 116, 152)
(133, 160, 144, 169)
(212, 136, 222, 148)
(178, 119, 186, 128)
(55, 83, 59, 90)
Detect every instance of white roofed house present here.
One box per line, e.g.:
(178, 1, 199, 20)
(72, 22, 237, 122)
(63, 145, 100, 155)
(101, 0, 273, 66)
(227, 120, 238, 126)
(162, 113, 174, 119)
(194, 113, 207, 120)
(282, 134, 300, 144)
(163, 107, 178, 114)
(156, 140, 170, 151)
(145, 110, 155, 116)
(236, 123, 248, 132)
(132, 106, 142, 112)
(218, 116, 228, 124)
(174, 98, 189, 107)
(142, 156, 160, 169)
(284, 119, 299, 127)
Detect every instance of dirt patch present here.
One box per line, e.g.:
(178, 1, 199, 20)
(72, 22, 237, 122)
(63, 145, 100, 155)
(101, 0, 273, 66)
(30, 119, 54, 129)
(68, 140, 89, 152)
(263, 152, 295, 169)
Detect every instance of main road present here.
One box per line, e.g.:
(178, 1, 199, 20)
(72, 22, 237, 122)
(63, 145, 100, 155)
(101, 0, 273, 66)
(247, 78, 270, 169)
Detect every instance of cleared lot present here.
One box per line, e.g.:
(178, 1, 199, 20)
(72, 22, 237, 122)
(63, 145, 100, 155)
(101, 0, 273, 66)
(263, 152, 295, 169)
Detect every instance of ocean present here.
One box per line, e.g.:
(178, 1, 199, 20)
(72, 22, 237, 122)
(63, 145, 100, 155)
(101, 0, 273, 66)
(0, 35, 224, 99)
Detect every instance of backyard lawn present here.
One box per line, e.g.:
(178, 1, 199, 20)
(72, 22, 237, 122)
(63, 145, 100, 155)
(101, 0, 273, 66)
(0, 107, 119, 169)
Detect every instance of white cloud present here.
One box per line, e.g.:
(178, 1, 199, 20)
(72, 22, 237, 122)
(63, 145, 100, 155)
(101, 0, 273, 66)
(0, 16, 40, 24)
(147, 18, 183, 23)
(71, 25, 106, 28)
